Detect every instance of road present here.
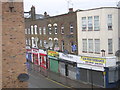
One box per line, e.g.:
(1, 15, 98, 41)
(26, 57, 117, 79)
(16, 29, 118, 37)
(28, 64, 71, 88)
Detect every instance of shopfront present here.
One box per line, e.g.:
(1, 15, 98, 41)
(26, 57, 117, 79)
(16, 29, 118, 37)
(77, 56, 105, 87)
(59, 53, 78, 80)
(48, 50, 59, 73)
(39, 49, 47, 69)
(32, 48, 39, 65)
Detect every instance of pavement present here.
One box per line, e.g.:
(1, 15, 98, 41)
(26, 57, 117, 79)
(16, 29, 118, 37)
(27, 61, 99, 88)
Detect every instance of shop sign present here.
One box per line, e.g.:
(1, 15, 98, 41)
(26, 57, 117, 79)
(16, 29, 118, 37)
(32, 49, 39, 54)
(80, 56, 106, 67)
(48, 50, 59, 58)
(59, 52, 79, 62)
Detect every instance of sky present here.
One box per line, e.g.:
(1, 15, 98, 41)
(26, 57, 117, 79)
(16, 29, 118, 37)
(23, 0, 119, 16)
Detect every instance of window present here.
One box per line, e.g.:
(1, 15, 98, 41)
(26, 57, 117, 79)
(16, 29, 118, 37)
(88, 39, 93, 53)
(70, 24, 73, 34)
(94, 16, 99, 31)
(61, 25, 64, 34)
(54, 38, 59, 51)
(31, 37, 35, 48)
(34, 25, 38, 35)
(39, 40, 42, 47)
(28, 28, 30, 34)
(44, 40, 47, 47)
(61, 40, 65, 51)
(25, 29, 27, 34)
(82, 17, 87, 31)
(28, 38, 31, 45)
(108, 39, 113, 54)
(39, 27, 42, 35)
(95, 39, 100, 54)
(109, 69, 118, 83)
(82, 39, 87, 52)
(53, 23, 57, 34)
(107, 14, 112, 30)
(48, 24, 52, 35)
(26, 38, 28, 45)
(71, 42, 77, 53)
(43, 27, 46, 35)
(88, 16, 93, 31)
(31, 25, 34, 34)
(34, 37, 38, 48)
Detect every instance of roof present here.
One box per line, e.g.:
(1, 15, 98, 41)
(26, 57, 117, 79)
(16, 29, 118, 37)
(24, 13, 44, 19)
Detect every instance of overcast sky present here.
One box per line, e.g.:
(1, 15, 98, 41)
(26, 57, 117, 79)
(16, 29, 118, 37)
(23, 0, 119, 16)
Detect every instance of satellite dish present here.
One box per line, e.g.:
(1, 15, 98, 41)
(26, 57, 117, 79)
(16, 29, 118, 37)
(115, 50, 120, 57)
(48, 40, 53, 48)
(17, 73, 29, 82)
(44, 43, 49, 49)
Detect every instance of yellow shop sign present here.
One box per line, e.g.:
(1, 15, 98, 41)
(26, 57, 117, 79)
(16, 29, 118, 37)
(48, 50, 59, 58)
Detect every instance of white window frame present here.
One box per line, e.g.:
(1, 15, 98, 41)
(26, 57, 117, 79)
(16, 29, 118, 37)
(82, 17, 87, 31)
(61, 25, 64, 34)
(70, 24, 73, 34)
(31, 25, 34, 34)
(88, 39, 93, 53)
(53, 23, 58, 34)
(34, 25, 38, 35)
(94, 16, 100, 31)
(43, 27, 46, 35)
(95, 39, 100, 54)
(39, 27, 42, 35)
(82, 39, 87, 52)
(108, 39, 113, 54)
(107, 14, 112, 30)
(88, 16, 93, 31)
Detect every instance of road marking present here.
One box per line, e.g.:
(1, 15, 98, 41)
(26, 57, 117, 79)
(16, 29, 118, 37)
(46, 77, 71, 88)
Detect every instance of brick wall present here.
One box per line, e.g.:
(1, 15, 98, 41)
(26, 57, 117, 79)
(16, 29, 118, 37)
(2, 1, 28, 88)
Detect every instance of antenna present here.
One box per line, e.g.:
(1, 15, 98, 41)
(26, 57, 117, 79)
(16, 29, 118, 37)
(65, 0, 73, 12)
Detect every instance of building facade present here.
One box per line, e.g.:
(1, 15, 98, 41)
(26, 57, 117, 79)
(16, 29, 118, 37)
(25, 6, 78, 55)
(2, 0, 28, 88)
(77, 7, 120, 57)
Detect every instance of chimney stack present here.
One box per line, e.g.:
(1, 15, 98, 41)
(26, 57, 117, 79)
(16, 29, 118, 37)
(31, 5, 36, 20)
(69, 8, 73, 13)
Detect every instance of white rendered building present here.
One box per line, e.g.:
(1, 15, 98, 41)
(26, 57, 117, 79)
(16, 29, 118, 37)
(77, 7, 120, 57)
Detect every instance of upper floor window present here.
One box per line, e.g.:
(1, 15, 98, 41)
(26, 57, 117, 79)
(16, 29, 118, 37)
(108, 39, 113, 54)
(94, 16, 100, 31)
(54, 38, 59, 51)
(43, 27, 46, 35)
(25, 29, 27, 34)
(88, 16, 93, 31)
(107, 14, 112, 30)
(61, 25, 64, 34)
(95, 39, 100, 54)
(28, 38, 31, 45)
(88, 39, 93, 53)
(34, 25, 38, 35)
(82, 17, 87, 31)
(53, 23, 58, 34)
(39, 40, 42, 47)
(70, 23, 73, 34)
(71, 41, 77, 53)
(28, 28, 31, 34)
(31, 25, 34, 34)
(82, 39, 87, 53)
(39, 27, 42, 35)
(48, 24, 52, 35)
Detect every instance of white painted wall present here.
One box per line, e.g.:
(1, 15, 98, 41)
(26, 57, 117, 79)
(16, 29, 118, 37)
(77, 7, 119, 57)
